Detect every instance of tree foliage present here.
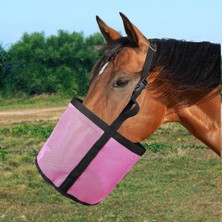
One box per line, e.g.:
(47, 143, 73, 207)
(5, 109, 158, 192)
(0, 44, 12, 90)
(0, 31, 104, 96)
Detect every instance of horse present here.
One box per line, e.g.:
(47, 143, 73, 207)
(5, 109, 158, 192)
(83, 13, 221, 157)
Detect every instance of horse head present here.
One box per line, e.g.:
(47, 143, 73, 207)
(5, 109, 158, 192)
(83, 13, 166, 142)
(83, 13, 221, 156)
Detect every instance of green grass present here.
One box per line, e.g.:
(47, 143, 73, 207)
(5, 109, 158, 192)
(0, 123, 53, 140)
(0, 96, 221, 222)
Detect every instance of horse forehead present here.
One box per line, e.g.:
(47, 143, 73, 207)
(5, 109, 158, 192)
(118, 48, 138, 61)
(114, 50, 144, 71)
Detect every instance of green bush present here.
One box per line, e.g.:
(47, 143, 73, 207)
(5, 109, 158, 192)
(0, 31, 104, 96)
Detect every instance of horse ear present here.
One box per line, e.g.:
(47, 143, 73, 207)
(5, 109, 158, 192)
(96, 16, 122, 43)
(119, 12, 148, 48)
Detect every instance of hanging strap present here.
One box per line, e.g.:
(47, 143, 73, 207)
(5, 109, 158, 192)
(110, 43, 156, 131)
(132, 43, 156, 101)
(59, 44, 156, 193)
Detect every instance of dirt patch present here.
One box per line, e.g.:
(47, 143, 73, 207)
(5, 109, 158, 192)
(0, 107, 66, 126)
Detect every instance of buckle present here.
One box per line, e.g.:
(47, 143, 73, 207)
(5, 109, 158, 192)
(132, 78, 147, 100)
(134, 78, 147, 93)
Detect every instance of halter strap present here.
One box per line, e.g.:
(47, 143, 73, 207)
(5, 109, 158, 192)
(111, 44, 156, 130)
(131, 43, 156, 101)
(59, 44, 155, 193)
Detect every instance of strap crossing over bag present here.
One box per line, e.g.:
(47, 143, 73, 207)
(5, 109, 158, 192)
(36, 45, 155, 205)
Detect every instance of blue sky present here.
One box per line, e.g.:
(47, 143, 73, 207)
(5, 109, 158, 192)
(1, 0, 221, 48)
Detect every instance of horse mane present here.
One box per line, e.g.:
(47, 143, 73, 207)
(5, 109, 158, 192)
(92, 37, 221, 106)
(148, 39, 221, 106)
(149, 38, 221, 90)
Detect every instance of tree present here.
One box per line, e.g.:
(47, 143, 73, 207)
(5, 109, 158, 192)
(0, 44, 12, 93)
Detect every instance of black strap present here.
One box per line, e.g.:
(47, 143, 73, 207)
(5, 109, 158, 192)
(59, 129, 116, 192)
(59, 44, 155, 193)
(141, 44, 156, 80)
(131, 44, 156, 101)
(110, 44, 156, 130)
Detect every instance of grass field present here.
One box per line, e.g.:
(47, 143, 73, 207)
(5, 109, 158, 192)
(0, 95, 221, 222)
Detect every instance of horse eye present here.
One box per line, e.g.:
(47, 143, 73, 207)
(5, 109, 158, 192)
(113, 78, 130, 88)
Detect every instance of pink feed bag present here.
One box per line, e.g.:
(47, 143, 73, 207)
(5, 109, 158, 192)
(36, 98, 146, 205)
(36, 45, 155, 205)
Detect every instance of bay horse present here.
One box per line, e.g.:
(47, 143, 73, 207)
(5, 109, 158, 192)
(83, 13, 221, 157)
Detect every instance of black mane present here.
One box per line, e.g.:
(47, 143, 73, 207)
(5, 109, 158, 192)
(149, 38, 221, 90)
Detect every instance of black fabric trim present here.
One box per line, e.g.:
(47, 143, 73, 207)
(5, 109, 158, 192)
(71, 98, 146, 156)
(35, 159, 99, 206)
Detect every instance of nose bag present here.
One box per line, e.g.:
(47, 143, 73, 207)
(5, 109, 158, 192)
(35, 45, 155, 205)
(36, 98, 146, 205)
